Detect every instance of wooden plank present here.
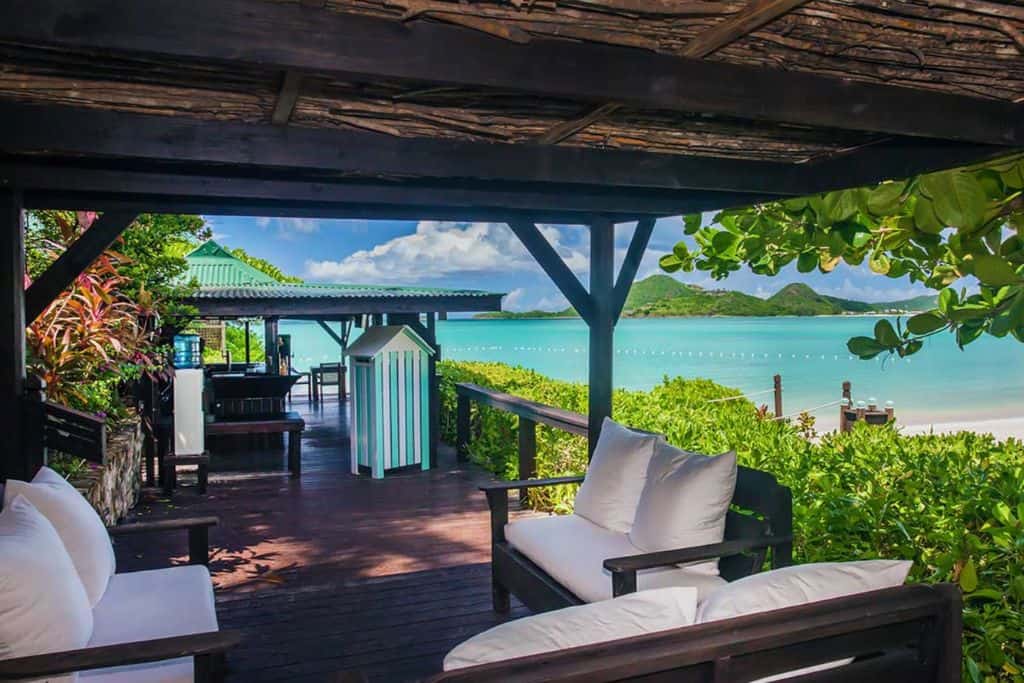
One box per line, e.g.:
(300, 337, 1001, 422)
(24, 210, 138, 323)
(536, 0, 812, 144)
(612, 218, 656, 322)
(0, 190, 27, 481)
(506, 221, 594, 325)
(3, 0, 1022, 146)
(271, 71, 303, 126)
(587, 218, 615, 458)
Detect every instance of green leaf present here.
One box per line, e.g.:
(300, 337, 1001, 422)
(920, 171, 989, 231)
(711, 231, 740, 256)
(959, 558, 979, 593)
(966, 656, 982, 683)
(658, 253, 682, 273)
(822, 190, 859, 223)
(907, 312, 946, 335)
(874, 319, 900, 347)
(797, 251, 818, 273)
(847, 336, 886, 359)
(938, 288, 958, 315)
(913, 197, 946, 234)
(973, 254, 1020, 287)
(867, 181, 906, 215)
(673, 242, 691, 260)
(683, 213, 702, 235)
(868, 251, 891, 275)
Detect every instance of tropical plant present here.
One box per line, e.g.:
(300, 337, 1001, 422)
(439, 360, 1024, 681)
(659, 153, 1024, 360)
(25, 212, 169, 419)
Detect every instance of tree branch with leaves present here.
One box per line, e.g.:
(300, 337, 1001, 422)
(660, 153, 1024, 359)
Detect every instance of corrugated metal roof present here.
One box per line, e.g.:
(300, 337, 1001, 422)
(184, 240, 500, 301)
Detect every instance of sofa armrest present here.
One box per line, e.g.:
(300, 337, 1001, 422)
(479, 475, 584, 493)
(480, 477, 584, 544)
(108, 516, 219, 566)
(603, 535, 793, 597)
(0, 630, 240, 681)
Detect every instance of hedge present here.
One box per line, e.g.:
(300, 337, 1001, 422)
(438, 360, 1024, 682)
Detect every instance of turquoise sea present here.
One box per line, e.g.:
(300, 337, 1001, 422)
(280, 317, 1024, 430)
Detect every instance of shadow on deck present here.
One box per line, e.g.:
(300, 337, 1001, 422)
(114, 397, 531, 682)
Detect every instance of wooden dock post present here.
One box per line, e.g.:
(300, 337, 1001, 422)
(773, 374, 783, 419)
(840, 381, 852, 432)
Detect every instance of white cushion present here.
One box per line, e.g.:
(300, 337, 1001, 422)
(573, 417, 660, 533)
(81, 565, 219, 683)
(5, 466, 116, 606)
(506, 514, 726, 604)
(629, 443, 737, 575)
(698, 560, 913, 682)
(0, 495, 94, 682)
(444, 586, 697, 671)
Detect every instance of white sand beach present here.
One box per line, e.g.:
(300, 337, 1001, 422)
(901, 417, 1024, 441)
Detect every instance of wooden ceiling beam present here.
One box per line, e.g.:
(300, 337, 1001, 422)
(2, 0, 1022, 146)
(271, 71, 304, 126)
(0, 102, 1008, 208)
(537, 0, 812, 144)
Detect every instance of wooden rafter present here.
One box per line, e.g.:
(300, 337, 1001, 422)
(537, 0, 812, 144)
(271, 71, 304, 126)
(506, 221, 595, 325)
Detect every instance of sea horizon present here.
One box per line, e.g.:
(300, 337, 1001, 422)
(280, 316, 1024, 433)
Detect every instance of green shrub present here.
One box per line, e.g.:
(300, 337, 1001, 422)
(439, 360, 1024, 681)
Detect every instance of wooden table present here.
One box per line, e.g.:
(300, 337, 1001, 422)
(205, 411, 306, 477)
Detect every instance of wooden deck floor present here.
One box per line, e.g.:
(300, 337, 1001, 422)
(114, 397, 531, 682)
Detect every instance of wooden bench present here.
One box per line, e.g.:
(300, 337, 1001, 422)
(205, 412, 305, 477)
(162, 454, 210, 496)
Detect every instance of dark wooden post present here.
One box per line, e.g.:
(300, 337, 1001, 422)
(0, 189, 27, 481)
(243, 320, 251, 365)
(773, 374, 783, 419)
(840, 380, 852, 432)
(518, 417, 537, 504)
(23, 375, 46, 476)
(425, 312, 440, 467)
(587, 218, 615, 458)
(264, 317, 279, 375)
(456, 393, 470, 462)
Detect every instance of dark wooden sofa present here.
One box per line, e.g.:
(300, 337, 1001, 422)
(482, 465, 793, 613)
(427, 583, 962, 683)
(0, 516, 239, 683)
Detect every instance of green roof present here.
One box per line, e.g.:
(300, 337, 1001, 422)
(184, 240, 280, 287)
(183, 241, 503, 311)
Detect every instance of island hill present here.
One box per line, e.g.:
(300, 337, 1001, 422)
(477, 275, 937, 319)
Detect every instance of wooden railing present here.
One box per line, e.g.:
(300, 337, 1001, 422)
(23, 377, 106, 473)
(455, 382, 588, 498)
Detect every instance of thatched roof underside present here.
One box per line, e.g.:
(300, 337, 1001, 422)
(0, 0, 1020, 165)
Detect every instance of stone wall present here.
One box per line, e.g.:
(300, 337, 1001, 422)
(68, 414, 143, 525)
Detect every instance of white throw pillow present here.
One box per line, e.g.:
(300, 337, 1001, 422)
(628, 442, 737, 574)
(444, 586, 697, 671)
(698, 560, 913, 682)
(573, 417, 660, 533)
(5, 466, 116, 606)
(0, 495, 93, 681)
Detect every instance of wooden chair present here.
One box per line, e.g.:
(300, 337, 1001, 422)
(315, 362, 347, 402)
(482, 465, 793, 613)
(425, 584, 962, 683)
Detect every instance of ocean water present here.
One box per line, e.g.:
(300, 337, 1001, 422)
(280, 317, 1024, 430)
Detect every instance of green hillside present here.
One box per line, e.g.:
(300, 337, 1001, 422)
(479, 275, 937, 319)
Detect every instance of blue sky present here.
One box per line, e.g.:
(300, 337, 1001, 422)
(203, 214, 932, 312)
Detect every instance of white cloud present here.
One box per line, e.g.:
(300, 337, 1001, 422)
(816, 277, 929, 303)
(503, 288, 526, 311)
(535, 292, 569, 311)
(305, 221, 588, 284)
(254, 216, 320, 238)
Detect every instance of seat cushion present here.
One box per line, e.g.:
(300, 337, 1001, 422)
(81, 565, 218, 683)
(506, 514, 727, 604)
(698, 560, 913, 682)
(444, 586, 697, 671)
(629, 443, 736, 576)
(0, 495, 93, 683)
(5, 466, 116, 606)
(573, 418, 660, 534)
